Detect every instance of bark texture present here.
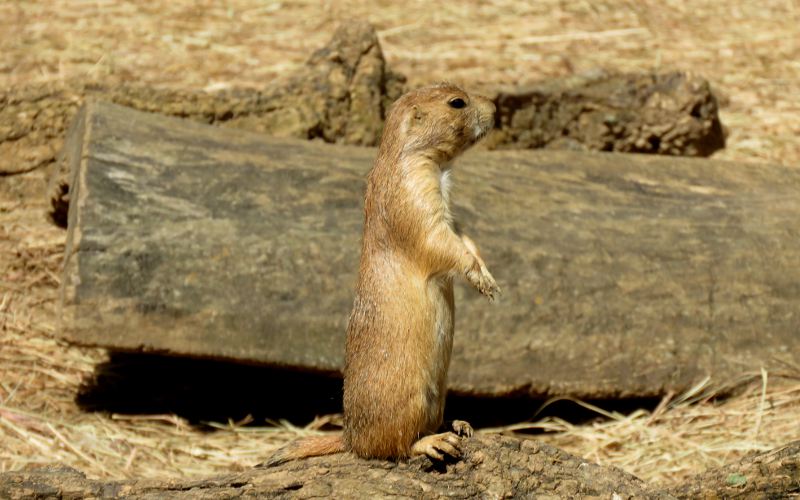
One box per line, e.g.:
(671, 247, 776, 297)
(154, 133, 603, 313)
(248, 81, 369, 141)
(2, 436, 798, 499)
(58, 101, 799, 399)
(666, 440, 800, 498)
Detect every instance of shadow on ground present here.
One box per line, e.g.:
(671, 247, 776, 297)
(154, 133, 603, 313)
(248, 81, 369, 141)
(77, 352, 661, 430)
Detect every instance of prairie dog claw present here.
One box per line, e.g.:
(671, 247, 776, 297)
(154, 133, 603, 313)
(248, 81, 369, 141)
(452, 420, 474, 438)
(411, 432, 464, 461)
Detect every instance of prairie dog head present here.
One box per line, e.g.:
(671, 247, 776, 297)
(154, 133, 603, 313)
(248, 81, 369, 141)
(380, 83, 496, 164)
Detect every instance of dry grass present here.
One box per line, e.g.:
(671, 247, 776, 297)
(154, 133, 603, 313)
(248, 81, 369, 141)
(2, 0, 798, 165)
(492, 371, 800, 484)
(1, 0, 799, 485)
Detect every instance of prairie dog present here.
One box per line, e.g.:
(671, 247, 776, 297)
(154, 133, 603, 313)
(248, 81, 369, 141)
(263, 83, 499, 465)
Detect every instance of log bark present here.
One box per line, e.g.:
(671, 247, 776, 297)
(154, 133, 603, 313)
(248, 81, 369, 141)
(58, 101, 800, 399)
(2, 436, 798, 498)
(665, 440, 800, 498)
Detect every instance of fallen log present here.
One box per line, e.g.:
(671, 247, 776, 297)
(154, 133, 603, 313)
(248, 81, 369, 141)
(2, 436, 797, 498)
(36, 66, 724, 229)
(58, 100, 799, 399)
(37, 20, 405, 225)
(486, 70, 725, 156)
(1, 24, 723, 228)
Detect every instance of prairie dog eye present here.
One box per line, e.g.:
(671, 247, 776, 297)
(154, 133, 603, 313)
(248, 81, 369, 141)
(448, 97, 466, 109)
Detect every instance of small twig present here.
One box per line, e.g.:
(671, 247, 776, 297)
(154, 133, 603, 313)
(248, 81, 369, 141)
(124, 447, 138, 471)
(647, 390, 676, 425)
(751, 368, 769, 440)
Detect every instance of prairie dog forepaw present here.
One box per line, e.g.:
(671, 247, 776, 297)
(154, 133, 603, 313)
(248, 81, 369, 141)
(451, 420, 474, 438)
(411, 432, 464, 461)
(466, 263, 501, 301)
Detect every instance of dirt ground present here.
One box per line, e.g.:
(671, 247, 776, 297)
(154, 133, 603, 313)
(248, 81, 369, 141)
(1, 0, 799, 485)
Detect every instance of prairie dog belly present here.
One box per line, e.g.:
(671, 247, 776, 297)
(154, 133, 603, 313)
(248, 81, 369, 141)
(422, 275, 455, 431)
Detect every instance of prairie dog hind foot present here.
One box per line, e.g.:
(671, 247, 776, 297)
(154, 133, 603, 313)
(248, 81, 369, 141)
(411, 432, 464, 461)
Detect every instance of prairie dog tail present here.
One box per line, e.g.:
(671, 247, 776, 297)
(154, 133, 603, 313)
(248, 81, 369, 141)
(259, 434, 346, 467)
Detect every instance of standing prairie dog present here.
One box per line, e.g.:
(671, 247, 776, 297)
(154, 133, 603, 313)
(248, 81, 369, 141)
(263, 83, 499, 466)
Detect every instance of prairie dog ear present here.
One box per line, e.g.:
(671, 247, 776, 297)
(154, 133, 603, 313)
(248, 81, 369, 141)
(412, 105, 426, 121)
(402, 105, 426, 134)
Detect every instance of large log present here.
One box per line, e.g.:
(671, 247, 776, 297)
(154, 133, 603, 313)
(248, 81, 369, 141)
(34, 67, 724, 229)
(60, 101, 799, 399)
(2, 436, 798, 498)
(2, 24, 723, 231)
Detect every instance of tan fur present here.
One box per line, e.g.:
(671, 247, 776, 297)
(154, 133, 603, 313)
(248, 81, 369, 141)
(260, 435, 345, 467)
(262, 83, 498, 466)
